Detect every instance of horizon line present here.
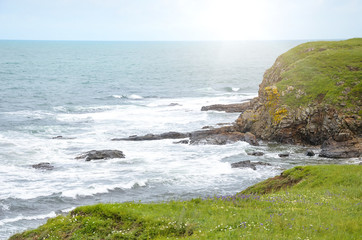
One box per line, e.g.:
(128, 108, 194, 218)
(0, 38, 348, 42)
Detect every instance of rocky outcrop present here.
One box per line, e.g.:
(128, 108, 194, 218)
(231, 160, 271, 170)
(112, 132, 189, 141)
(201, 102, 252, 113)
(76, 150, 125, 161)
(234, 39, 362, 158)
(319, 138, 361, 158)
(112, 127, 259, 146)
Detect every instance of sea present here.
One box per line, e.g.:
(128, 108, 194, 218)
(0, 40, 358, 239)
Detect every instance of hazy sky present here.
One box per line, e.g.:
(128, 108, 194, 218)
(0, 0, 361, 41)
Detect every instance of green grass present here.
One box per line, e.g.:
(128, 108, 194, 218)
(270, 38, 362, 111)
(10, 165, 361, 240)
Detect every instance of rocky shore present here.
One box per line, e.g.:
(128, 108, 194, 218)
(113, 39, 361, 159)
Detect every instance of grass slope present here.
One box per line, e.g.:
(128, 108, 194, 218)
(10, 165, 361, 240)
(272, 38, 362, 111)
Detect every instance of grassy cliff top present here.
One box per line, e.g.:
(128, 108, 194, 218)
(10, 165, 361, 240)
(264, 38, 361, 111)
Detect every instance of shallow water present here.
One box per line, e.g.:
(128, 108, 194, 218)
(0, 40, 358, 239)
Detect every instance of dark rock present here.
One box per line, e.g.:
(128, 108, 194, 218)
(247, 151, 265, 156)
(112, 132, 189, 141)
(305, 150, 315, 156)
(254, 161, 272, 166)
(231, 160, 271, 170)
(319, 138, 361, 158)
(32, 162, 54, 170)
(173, 139, 189, 144)
(113, 126, 260, 146)
(201, 102, 251, 113)
(278, 153, 290, 157)
(169, 103, 181, 106)
(76, 150, 125, 161)
(52, 136, 76, 140)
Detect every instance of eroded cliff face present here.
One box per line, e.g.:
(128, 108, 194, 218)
(234, 39, 362, 158)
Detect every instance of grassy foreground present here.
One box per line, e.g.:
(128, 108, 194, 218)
(10, 165, 361, 240)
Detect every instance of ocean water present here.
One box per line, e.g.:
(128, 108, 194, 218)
(0, 40, 357, 239)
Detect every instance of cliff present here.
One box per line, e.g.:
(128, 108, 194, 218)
(235, 38, 362, 158)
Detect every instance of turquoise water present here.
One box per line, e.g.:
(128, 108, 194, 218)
(2, 40, 352, 239)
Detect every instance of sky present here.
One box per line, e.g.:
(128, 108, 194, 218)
(0, 0, 361, 41)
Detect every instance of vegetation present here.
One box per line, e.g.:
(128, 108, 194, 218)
(270, 38, 361, 110)
(11, 165, 361, 240)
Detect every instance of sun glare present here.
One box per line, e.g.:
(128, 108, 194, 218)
(200, 0, 266, 40)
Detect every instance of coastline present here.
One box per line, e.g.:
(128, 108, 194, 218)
(2, 39, 361, 239)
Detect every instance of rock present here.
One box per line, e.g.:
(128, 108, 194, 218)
(247, 151, 265, 156)
(244, 132, 259, 146)
(278, 153, 290, 157)
(52, 136, 75, 140)
(201, 102, 251, 113)
(305, 150, 315, 156)
(173, 139, 189, 144)
(112, 132, 189, 141)
(76, 150, 125, 161)
(319, 138, 361, 158)
(169, 103, 181, 106)
(231, 160, 271, 170)
(113, 126, 260, 146)
(190, 132, 245, 145)
(32, 162, 54, 170)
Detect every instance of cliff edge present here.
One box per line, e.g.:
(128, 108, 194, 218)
(235, 38, 362, 158)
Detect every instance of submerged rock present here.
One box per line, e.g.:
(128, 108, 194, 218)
(278, 153, 290, 158)
(76, 150, 125, 161)
(52, 135, 76, 140)
(247, 151, 265, 156)
(32, 162, 54, 170)
(173, 139, 189, 144)
(231, 160, 271, 170)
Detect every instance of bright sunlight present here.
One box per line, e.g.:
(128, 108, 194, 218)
(199, 0, 267, 40)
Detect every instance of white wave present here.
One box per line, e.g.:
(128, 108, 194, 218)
(0, 203, 10, 211)
(61, 207, 76, 213)
(112, 94, 122, 99)
(128, 94, 143, 100)
(60, 180, 148, 199)
(0, 211, 56, 226)
(232, 87, 240, 92)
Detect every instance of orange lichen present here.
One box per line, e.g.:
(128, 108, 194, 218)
(264, 86, 288, 124)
